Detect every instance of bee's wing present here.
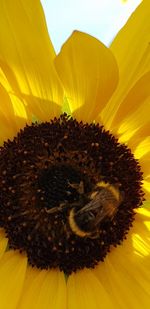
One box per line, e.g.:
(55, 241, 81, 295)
(77, 195, 102, 214)
(94, 202, 118, 225)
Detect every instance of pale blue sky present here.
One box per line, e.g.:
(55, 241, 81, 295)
(41, 0, 141, 53)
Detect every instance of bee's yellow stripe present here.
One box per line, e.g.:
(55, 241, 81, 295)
(68, 208, 91, 238)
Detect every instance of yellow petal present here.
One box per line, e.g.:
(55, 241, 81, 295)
(0, 229, 8, 260)
(0, 250, 27, 309)
(134, 137, 150, 160)
(18, 267, 66, 309)
(0, 82, 18, 142)
(0, 60, 31, 122)
(67, 268, 113, 309)
(0, 0, 63, 120)
(108, 71, 150, 137)
(0, 81, 29, 144)
(102, 0, 150, 128)
(10, 93, 27, 120)
(117, 100, 149, 144)
(94, 255, 150, 309)
(55, 31, 119, 122)
(0, 59, 19, 94)
(22, 94, 62, 122)
(105, 254, 150, 308)
(126, 122, 150, 154)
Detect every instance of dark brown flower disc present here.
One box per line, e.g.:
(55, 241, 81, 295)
(0, 114, 144, 274)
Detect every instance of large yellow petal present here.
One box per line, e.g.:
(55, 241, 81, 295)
(55, 31, 119, 122)
(0, 82, 27, 144)
(67, 268, 113, 309)
(102, 0, 150, 128)
(125, 122, 149, 154)
(94, 257, 150, 309)
(0, 0, 63, 120)
(107, 71, 150, 138)
(17, 267, 66, 309)
(0, 250, 27, 309)
(0, 60, 32, 122)
(117, 101, 149, 144)
(134, 137, 150, 160)
(22, 94, 62, 122)
(94, 203, 150, 308)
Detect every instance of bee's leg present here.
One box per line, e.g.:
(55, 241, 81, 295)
(88, 230, 101, 239)
(45, 203, 67, 214)
(45, 207, 59, 214)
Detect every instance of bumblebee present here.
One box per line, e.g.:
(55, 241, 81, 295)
(68, 181, 123, 238)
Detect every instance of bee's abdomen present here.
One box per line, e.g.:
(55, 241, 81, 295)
(68, 208, 95, 237)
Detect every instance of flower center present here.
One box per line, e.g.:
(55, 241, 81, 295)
(0, 114, 144, 274)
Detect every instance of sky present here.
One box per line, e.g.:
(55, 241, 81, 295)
(41, 0, 141, 53)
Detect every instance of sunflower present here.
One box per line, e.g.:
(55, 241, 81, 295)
(0, 0, 149, 308)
